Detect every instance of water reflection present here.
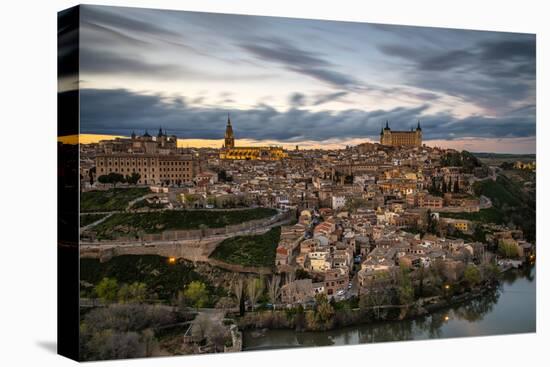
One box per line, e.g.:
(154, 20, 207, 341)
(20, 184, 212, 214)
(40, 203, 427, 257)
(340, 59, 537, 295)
(244, 266, 535, 350)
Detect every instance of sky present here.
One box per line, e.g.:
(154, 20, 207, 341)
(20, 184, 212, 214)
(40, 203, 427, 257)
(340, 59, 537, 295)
(69, 5, 536, 153)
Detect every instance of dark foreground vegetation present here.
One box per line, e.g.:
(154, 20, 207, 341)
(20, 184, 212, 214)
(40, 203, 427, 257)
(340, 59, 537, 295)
(80, 255, 222, 303)
(473, 175, 535, 241)
(80, 303, 183, 361)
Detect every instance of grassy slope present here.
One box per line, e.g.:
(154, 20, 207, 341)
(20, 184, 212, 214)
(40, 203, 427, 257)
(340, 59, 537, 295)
(80, 188, 150, 212)
(210, 226, 281, 267)
(91, 207, 278, 239)
(80, 213, 108, 227)
(440, 208, 504, 224)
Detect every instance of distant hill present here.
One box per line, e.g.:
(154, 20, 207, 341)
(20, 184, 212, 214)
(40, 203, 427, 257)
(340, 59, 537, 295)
(473, 152, 536, 160)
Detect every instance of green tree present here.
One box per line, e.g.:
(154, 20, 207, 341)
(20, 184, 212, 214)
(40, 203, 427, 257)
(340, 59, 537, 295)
(498, 239, 519, 258)
(463, 264, 481, 287)
(295, 268, 311, 280)
(314, 293, 334, 324)
(118, 282, 147, 303)
(88, 167, 96, 186)
(359, 274, 388, 320)
(95, 277, 119, 302)
(267, 275, 281, 311)
(429, 177, 440, 195)
(183, 281, 209, 310)
(125, 172, 141, 185)
(481, 262, 500, 282)
(98, 172, 125, 188)
(246, 278, 264, 311)
(417, 263, 426, 297)
(231, 277, 245, 316)
(396, 266, 414, 305)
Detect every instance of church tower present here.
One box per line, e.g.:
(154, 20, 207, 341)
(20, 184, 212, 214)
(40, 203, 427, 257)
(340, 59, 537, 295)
(224, 114, 235, 149)
(380, 120, 392, 145)
(415, 120, 422, 146)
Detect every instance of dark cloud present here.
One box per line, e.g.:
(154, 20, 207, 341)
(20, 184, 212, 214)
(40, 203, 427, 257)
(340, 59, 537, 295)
(79, 48, 184, 78)
(479, 39, 536, 62)
(81, 20, 151, 47)
(289, 92, 306, 107)
(313, 91, 349, 105)
(240, 38, 360, 89)
(377, 44, 418, 60)
(419, 50, 475, 71)
(377, 35, 536, 113)
(80, 88, 535, 142)
(81, 5, 179, 38)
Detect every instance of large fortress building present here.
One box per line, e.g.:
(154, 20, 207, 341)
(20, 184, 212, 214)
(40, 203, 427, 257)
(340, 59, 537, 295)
(95, 128, 195, 185)
(380, 121, 422, 147)
(220, 116, 287, 160)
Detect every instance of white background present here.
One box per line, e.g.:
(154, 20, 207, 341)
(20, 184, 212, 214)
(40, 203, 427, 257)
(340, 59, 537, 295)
(0, 0, 547, 365)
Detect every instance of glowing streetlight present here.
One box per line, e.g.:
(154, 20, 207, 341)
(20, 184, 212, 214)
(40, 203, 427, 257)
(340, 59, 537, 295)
(444, 315, 449, 321)
(168, 256, 177, 265)
(444, 284, 450, 290)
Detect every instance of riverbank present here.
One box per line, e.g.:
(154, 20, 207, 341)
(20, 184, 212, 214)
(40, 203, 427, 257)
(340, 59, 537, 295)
(242, 266, 536, 350)
(237, 281, 499, 334)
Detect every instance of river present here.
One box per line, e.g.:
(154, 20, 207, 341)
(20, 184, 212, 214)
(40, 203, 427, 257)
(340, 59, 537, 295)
(243, 266, 536, 350)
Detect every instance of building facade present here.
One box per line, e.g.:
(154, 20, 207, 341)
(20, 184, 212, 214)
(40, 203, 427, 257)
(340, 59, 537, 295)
(95, 129, 195, 185)
(380, 121, 422, 147)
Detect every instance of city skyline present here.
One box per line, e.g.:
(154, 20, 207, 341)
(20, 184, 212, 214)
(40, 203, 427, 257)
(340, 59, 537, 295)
(73, 5, 536, 153)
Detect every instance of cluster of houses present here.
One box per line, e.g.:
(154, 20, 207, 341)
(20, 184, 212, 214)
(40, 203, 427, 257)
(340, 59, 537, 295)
(274, 206, 493, 304)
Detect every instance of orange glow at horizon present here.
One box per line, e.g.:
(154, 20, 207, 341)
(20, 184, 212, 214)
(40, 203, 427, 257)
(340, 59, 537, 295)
(67, 134, 535, 153)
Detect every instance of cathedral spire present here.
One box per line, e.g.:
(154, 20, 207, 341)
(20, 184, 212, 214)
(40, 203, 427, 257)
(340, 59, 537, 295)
(385, 120, 389, 129)
(224, 114, 235, 149)
(416, 120, 422, 131)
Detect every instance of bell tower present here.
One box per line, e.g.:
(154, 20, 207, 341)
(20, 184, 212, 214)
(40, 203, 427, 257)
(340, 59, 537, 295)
(224, 114, 235, 149)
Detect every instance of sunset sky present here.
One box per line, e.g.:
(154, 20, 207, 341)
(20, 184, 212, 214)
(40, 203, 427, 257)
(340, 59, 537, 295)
(70, 5, 536, 153)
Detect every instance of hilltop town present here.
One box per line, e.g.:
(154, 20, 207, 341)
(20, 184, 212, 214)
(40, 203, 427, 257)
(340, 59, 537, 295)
(76, 118, 536, 358)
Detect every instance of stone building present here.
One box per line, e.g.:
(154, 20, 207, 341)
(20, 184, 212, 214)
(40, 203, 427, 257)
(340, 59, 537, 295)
(96, 153, 195, 185)
(95, 129, 195, 185)
(380, 121, 422, 147)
